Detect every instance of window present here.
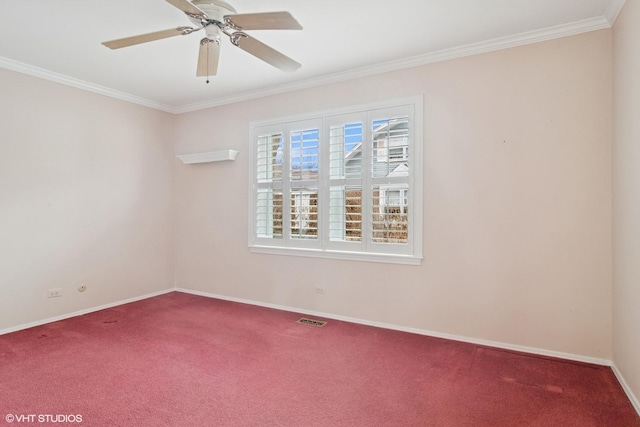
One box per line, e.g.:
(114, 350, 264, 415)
(250, 96, 423, 265)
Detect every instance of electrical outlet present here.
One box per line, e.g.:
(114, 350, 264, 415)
(314, 286, 325, 295)
(47, 288, 63, 298)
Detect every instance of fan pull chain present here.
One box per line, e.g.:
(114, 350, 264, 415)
(206, 41, 210, 84)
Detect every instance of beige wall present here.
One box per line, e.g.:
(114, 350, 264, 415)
(0, 24, 619, 368)
(613, 0, 640, 408)
(174, 30, 613, 360)
(0, 69, 175, 331)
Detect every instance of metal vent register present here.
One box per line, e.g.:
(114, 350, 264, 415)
(297, 318, 327, 327)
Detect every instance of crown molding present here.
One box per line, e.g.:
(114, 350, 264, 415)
(381, 16, 611, 70)
(0, 56, 176, 113)
(605, 0, 627, 25)
(1, 15, 614, 115)
(177, 16, 611, 113)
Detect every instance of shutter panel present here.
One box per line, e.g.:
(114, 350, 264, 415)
(371, 184, 408, 244)
(369, 114, 410, 248)
(327, 117, 364, 246)
(288, 123, 320, 244)
(255, 132, 284, 240)
(372, 117, 410, 178)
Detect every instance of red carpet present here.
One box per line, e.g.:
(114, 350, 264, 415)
(1, 292, 638, 426)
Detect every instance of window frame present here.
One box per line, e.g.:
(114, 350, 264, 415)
(249, 96, 423, 265)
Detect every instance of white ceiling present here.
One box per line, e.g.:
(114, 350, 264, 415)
(0, 0, 624, 113)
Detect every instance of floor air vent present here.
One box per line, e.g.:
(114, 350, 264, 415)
(297, 318, 327, 327)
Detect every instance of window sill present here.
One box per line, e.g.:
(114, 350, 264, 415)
(249, 245, 422, 265)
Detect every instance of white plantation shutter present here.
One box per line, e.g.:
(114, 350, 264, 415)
(326, 113, 364, 251)
(250, 96, 422, 265)
(255, 129, 283, 241)
(369, 111, 411, 254)
(289, 125, 320, 241)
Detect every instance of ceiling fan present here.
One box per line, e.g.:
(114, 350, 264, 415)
(102, 0, 302, 80)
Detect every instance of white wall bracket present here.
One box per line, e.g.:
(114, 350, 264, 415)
(177, 149, 238, 164)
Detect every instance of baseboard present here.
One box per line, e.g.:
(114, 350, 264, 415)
(612, 363, 640, 416)
(0, 288, 175, 336)
(175, 287, 611, 367)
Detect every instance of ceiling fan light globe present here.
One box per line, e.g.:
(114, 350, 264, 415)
(205, 25, 222, 41)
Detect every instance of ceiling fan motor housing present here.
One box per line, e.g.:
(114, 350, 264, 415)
(191, 0, 236, 23)
(190, 0, 236, 41)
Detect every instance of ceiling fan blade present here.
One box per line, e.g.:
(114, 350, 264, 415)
(164, 0, 206, 17)
(225, 11, 302, 30)
(102, 27, 193, 49)
(196, 38, 221, 77)
(230, 32, 301, 72)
